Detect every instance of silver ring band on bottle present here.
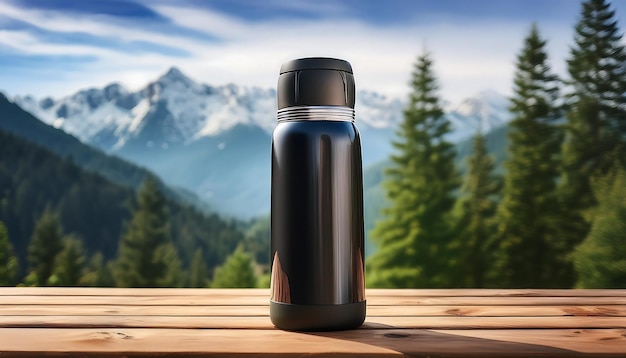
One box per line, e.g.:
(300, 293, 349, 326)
(277, 106, 355, 122)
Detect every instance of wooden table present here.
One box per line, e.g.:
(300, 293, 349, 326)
(0, 288, 625, 357)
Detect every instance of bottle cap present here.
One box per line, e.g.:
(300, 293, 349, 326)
(277, 57, 355, 110)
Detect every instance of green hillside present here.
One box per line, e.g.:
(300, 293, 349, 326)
(0, 129, 243, 280)
(0, 93, 208, 212)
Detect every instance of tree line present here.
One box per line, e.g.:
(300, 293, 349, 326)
(0, 128, 266, 288)
(368, 0, 626, 288)
(0, 178, 263, 287)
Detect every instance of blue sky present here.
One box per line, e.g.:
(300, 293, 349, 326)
(1, 0, 625, 102)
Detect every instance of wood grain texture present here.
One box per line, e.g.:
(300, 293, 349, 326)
(1, 315, 625, 329)
(1, 294, 624, 306)
(0, 328, 625, 356)
(0, 288, 625, 357)
(1, 304, 624, 317)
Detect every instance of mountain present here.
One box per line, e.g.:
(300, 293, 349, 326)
(0, 129, 133, 273)
(14, 68, 406, 151)
(0, 93, 207, 211)
(12, 67, 510, 218)
(0, 128, 245, 279)
(445, 90, 511, 142)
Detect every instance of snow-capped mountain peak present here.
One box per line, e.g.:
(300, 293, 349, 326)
(446, 90, 511, 138)
(160, 67, 189, 82)
(154, 67, 201, 92)
(356, 90, 404, 129)
(103, 83, 128, 100)
(12, 68, 510, 154)
(454, 90, 509, 117)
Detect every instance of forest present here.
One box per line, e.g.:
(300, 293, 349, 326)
(368, 0, 626, 289)
(0, 129, 264, 287)
(0, 0, 624, 288)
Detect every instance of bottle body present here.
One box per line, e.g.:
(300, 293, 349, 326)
(270, 119, 365, 331)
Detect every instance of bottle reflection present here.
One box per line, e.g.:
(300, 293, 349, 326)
(270, 251, 291, 303)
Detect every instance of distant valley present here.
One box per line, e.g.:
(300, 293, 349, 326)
(10, 67, 512, 218)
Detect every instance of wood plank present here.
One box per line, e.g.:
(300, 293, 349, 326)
(2, 288, 625, 356)
(2, 287, 626, 297)
(1, 315, 625, 329)
(432, 329, 626, 355)
(0, 328, 624, 356)
(1, 304, 624, 317)
(1, 294, 624, 306)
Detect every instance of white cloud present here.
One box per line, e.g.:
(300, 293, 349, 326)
(250, 0, 347, 16)
(0, 29, 118, 57)
(151, 4, 251, 40)
(0, 2, 205, 51)
(1, 1, 575, 103)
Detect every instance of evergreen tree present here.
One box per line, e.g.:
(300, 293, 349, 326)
(27, 210, 64, 286)
(211, 245, 257, 288)
(0, 127, 245, 284)
(494, 25, 567, 288)
(367, 52, 459, 288)
(113, 178, 179, 287)
(81, 252, 114, 287)
(573, 163, 626, 288)
(561, 0, 626, 245)
(154, 242, 183, 287)
(243, 215, 270, 266)
(455, 132, 500, 287)
(257, 272, 271, 288)
(189, 248, 208, 288)
(49, 236, 85, 286)
(0, 221, 18, 286)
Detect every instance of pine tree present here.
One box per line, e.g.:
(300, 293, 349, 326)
(0, 221, 18, 286)
(154, 242, 183, 287)
(113, 178, 179, 287)
(211, 245, 257, 288)
(27, 210, 64, 286)
(455, 132, 501, 287)
(49, 236, 86, 286)
(573, 163, 626, 288)
(80, 252, 114, 287)
(189, 248, 208, 288)
(367, 52, 459, 288)
(494, 24, 567, 288)
(561, 0, 626, 246)
(243, 215, 270, 266)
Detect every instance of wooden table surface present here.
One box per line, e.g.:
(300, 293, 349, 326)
(0, 288, 625, 357)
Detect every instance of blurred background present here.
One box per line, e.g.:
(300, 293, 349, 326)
(0, 0, 624, 288)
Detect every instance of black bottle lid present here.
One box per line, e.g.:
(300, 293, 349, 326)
(277, 57, 355, 110)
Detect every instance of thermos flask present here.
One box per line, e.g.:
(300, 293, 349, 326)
(270, 57, 366, 331)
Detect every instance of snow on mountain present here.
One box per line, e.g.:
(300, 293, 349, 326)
(10, 68, 512, 218)
(445, 89, 511, 141)
(13, 68, 277, 151)
(356, 90, 404, 129)
(15, 83, 141, 147)
(13, 67, 509, 155)
(142, 68, 276, 140)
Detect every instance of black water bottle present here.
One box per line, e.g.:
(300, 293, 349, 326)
(270, 57, 366, 331)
